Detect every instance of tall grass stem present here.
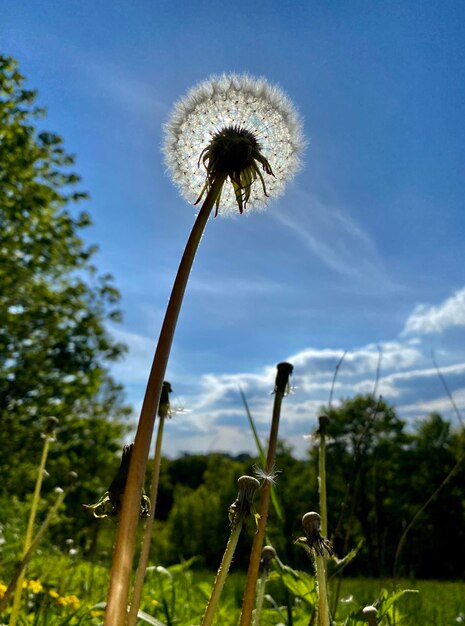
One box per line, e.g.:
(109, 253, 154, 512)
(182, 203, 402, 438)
(0, 488, 66, 615)
(9, 430, 52, 625)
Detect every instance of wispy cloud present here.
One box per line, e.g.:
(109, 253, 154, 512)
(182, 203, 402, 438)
(188, 276, 286, 296)
(269, 189, 392, 287)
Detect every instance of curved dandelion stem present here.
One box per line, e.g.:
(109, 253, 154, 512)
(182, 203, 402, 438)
(104, 174, 227, 626)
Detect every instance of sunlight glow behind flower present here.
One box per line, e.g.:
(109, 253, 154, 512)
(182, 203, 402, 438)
(164, 74, 304, 215)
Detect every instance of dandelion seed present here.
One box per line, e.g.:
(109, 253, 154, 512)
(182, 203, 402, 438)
(252, 463, 280, 487)
(164, 74, 304, 216)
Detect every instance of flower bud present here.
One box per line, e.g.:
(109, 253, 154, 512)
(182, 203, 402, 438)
(362, 605, 378, 625)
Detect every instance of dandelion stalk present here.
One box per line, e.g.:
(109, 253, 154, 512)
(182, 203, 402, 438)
(317, 414, 329, 538)
(105, 75, 303, 626)
(105, 176, 226, 626)
(8, 417, 57, 626)
(296, 512, 333, 626)
(239, 362, 293, 626)
(253, 546, 276, 626)
(202, 476, 260, 626)
(128, 382, 172, 626)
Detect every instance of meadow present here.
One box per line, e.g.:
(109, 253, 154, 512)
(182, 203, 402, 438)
(1, 554, 465, 625)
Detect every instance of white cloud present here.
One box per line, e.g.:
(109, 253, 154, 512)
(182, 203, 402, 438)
(110, 285, 465, 458)
(403, 287, 465, 334)
(398, 387, 465, 420)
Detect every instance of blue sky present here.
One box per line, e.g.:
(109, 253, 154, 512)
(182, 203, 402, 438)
(3, 1, 465, 456)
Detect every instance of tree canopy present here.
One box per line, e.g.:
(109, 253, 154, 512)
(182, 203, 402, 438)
(0, 55, 130, 533)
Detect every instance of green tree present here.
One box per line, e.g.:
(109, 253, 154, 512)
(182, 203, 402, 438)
(0, 55, 129, 542)
(321, 395, 409, 576)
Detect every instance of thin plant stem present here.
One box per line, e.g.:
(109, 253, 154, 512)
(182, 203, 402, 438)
(253, 573, 267, 626)
(431, 349, 464, 428)
(297, 513, 333, 626)
(318, 433, 327, 538)
(9, 433, 51, 626)
(104, 174, 226, 626)
(201, 522, 243, 626)
(314, 553, 330, 626)
(252, 548, 275, 626)
(128, 412, 166, 626)
(239, 363, 292, 626)
(0, 489, 66, 615)
(328, 351, 346, 412)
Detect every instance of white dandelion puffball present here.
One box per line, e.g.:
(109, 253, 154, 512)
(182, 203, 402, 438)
(163, 74, 304, 216)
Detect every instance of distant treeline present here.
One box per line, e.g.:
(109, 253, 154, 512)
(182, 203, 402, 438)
(144, 395, 465, 580)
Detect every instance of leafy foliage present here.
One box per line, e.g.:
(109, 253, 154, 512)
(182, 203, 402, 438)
(0, 54, 130, 543)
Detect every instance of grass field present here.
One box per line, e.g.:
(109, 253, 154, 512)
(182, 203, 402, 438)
(2, 555, 464, 625)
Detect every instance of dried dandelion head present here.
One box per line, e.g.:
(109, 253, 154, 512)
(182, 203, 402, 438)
(295, 511, 334, 558)
(164, 74, 304, 216)
(83, 444, 150, 519)
(228, 475, 260, 529)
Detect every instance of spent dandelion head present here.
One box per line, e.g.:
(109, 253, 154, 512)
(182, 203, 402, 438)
(274, 361, 294, 395)
(164, 74, 304, 216)
(296, 511, 334, 558)
(158, 380, 173, 419)
(228, 475, 260, 529)
(83, 444, 150, 519)
(261, 545, 277, 571)
(317, 413, 330, 436)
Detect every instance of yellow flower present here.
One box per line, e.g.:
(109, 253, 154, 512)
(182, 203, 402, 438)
(0, 582, 8, 599)
(91, 609, 103, 618)
(57, 594, 81, 610)
(65, 594, 81, 610)
(27, 579, 43, 594)
(49, 589, 60, 599)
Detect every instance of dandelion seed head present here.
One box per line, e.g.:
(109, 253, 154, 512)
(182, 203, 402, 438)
(164, 74, 304, 215)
